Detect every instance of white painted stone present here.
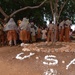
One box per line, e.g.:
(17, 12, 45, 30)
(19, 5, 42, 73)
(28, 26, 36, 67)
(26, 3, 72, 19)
(16, 52, 35, 60)
(44, 69, 57, 75)
(22, 48, 30, 51)
(66, 58, 75, 70)
(62, 60, 65, 64)
(36, 57, 39, 60)
(43, 55, 58, 66)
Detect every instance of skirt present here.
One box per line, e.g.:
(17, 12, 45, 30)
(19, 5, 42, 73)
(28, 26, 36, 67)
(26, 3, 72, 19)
(20, 30, 28, 41)
(7, 30, 17, 41)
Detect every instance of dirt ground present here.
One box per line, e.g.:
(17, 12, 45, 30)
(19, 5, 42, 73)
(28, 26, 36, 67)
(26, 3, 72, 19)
(0, 42, 75, 75)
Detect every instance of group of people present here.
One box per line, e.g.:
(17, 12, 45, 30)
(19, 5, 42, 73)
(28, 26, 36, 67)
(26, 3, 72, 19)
(0, 17, 72, 46)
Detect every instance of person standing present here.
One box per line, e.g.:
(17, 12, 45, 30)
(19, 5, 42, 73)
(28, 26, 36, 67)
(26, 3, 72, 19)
(0, 24, 5, 46)
(59, 20, 65, 42)
(41, 27, 47, 42)
(65, 18, 72, 42)
(4, 18, 18, 46)
(37, 26, 42, 42)
(17, 20, 22, 44)
(30, 22, 37, 43)
(19, 18, 29, 43)
(26, 22, 31, 43)
(47, 21, 54, 42)
(56, 23, 59, 41)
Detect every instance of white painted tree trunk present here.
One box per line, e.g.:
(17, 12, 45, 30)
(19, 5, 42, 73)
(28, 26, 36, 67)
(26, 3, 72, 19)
(53, 13, 57, 43)
(53, 13, 56, 25)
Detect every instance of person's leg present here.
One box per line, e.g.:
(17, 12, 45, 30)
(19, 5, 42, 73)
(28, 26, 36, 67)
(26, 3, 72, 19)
(14, 40, 17, 46)
(9, 40, 12, 46)
(61, 29, 64, 42)
(47, 31, 50, 42)
(65, 27, 70, 42)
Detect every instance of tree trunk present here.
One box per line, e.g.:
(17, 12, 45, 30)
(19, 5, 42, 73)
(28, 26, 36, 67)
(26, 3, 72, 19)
(53, 13, 57, 43)
(49, 0, 68, 45)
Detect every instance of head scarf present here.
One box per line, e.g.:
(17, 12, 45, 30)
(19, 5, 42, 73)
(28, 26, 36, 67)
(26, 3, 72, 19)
(19, 18, 29, 30)
(17, 20, 22, 25)
(4, 18, 17, 31)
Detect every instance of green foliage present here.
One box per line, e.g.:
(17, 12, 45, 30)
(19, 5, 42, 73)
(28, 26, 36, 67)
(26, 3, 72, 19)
(0, 0, 75, 24)
(60, 0, 75, 23)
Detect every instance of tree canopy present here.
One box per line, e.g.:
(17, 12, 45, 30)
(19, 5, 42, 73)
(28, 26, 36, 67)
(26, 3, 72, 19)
(0, 0, 75, 25)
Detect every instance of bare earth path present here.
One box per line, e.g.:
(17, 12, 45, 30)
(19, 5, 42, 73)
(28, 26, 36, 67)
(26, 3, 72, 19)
(0, 43, 75, 75)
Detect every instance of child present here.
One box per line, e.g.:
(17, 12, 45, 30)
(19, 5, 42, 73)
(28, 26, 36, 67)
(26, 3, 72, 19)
(41, 27, 47, 42)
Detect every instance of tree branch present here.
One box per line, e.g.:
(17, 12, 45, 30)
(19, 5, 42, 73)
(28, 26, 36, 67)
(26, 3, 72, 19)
(49, 0, 54, 16)
(55, 0, 58, 14)
(10, 0, 47, 17)
(58, 0, 68, 17)
(0, 7, 9, 18)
